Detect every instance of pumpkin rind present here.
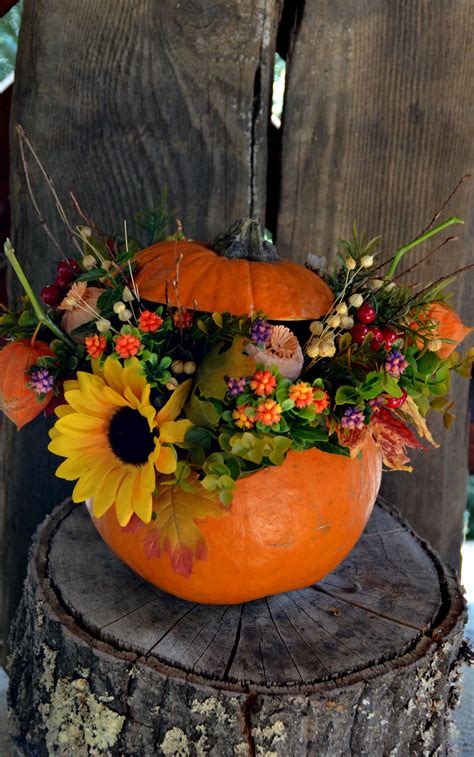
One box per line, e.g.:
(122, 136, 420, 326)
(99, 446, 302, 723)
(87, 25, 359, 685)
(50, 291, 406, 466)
(135, 241, 334, 320)
(91, 440, 382, 604)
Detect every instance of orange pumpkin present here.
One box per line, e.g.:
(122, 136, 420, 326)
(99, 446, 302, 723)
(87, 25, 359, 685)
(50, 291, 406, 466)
(418, 302, 472, 358)
(0, 339, 54, 429)
(135, 219, 334, 320)
(91, 442, 382, 604)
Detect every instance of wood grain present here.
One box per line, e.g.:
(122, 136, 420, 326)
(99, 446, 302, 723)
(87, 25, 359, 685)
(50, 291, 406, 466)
(48, 501, 442, 686)
(7, 498, 466, 755)
(277, 0, 474, 567)
(1, 0, 282, 659)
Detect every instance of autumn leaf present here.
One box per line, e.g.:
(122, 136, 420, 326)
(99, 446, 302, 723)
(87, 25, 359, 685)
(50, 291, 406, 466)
(371, 407, 424, 471)
(397, 395, 439, 448)
(338, 424, 371, 458)
(144, 475, 229, 578)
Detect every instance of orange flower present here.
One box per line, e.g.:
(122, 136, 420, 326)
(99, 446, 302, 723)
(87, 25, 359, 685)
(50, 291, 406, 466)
(85, 334, 107, 359)
(232, 405, 255, 430)
(138, 310, 164, 333)
(115, 334, 141, 359)
(289, 382, 314, 408)
(313, 390, 330, 414)
(256, 399, 282, 426)
(250, 370, 277, 397)
(172, 309, 193, 329)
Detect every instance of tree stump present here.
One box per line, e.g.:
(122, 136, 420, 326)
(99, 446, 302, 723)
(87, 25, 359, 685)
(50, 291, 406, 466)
(7, 499, 466, 756)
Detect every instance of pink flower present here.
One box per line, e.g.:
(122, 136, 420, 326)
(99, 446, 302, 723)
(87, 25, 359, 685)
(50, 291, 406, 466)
(58, 282, 103, 335)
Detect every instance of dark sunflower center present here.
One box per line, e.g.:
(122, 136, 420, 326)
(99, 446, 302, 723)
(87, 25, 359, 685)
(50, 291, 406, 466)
(108, 407, 155, 465)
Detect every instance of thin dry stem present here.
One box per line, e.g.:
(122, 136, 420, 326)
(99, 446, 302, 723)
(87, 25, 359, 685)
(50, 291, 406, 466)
(394, 236, 458, 281)
(18, 134, 67, 260)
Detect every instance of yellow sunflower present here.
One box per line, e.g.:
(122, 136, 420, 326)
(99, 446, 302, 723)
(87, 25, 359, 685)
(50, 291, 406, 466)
(48, 357, 192, 526)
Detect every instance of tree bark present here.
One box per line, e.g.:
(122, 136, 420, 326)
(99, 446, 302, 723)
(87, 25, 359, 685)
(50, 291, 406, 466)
(7, 498, 466, 755)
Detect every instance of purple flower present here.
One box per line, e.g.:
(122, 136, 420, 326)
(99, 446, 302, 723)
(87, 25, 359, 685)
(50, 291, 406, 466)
(225, 376, 247, 397)
(341, 406, 365, 431)
(251, 319, 273, 347)
(29, 367, 54, 395)
(385, 350, 408, 379)
(368, 397, 385, 414)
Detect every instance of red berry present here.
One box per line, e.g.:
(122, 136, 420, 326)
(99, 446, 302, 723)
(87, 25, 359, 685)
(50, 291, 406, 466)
(350, 323, 370, 344)
(369, 326, 383, 350)
(381, 328, 397, 348)
(357, 304, 376, 324)
(54, 272, 75, 289)
(385, 390, 408, 409)
(41, 284, 61, 306)
(57, 258, 80, 277)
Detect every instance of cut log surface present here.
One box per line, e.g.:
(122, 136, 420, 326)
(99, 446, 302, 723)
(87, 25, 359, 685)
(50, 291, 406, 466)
(8, 498, 466, 756)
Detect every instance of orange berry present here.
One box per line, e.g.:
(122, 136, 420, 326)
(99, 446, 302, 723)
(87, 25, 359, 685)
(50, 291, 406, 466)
(289, 382, 314, 408)
(85, 334, 107, 359)
(249, 370, 277, 397)
(115, 334, 141, 359)
(256, 399, 282, 426)
(138, 310, 163, 333)
(232, 405, 255, 430)
(172, 309, 193, 329)
(313, 390, 330, 414)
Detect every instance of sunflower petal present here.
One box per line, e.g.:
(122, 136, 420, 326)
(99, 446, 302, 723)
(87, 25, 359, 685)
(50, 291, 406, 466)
(156, 379, 192, 424)
(104, 357, 125, 394)
(154, 444, 177, 474)
(92, 465, 127, 518)
(159, 419, 193, 444)
(55, 404, 75, 418)
(55, 413, 106, 435)
(115, 468, 137, 526)
(122, 363, 146, 400)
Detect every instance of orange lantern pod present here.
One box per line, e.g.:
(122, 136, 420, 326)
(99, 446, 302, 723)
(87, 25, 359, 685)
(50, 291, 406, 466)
(414, 302, 472, 358)
(0, 339, 54, 429)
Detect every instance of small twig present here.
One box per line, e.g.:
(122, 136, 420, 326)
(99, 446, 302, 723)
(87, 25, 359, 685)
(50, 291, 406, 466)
(69, 192, 111, 262)
(17, 124, 83, 256)
(416, 263, 474, 299)
(393, 236, 458, 281)
(416, 174, 471, 239)
(18, 134, 67, 260)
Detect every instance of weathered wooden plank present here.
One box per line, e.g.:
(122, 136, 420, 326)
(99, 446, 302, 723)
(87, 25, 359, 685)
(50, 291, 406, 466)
(277, 0, 474, 567)
(45, 501, 448, 687)
(1, 0, 282, 657)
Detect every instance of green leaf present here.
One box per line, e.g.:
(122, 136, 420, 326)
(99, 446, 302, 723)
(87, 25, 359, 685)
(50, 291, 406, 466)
(416, 352, 442, 376)
(359, 372, 383, 400)
(335, 385, 361, 405)
(383, 375, 403, 397)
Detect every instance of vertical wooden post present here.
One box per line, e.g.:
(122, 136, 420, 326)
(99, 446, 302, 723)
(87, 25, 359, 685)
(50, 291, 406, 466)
(0, 0, 282, 658)
(277, 0, 474, 567)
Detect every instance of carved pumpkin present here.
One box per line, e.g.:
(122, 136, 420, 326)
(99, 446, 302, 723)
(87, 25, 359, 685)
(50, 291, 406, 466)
(92, 440, 382, 604)
(90, 220, 381, 603)
(0, 339, 54, 429)
(135, 219, 334, 320)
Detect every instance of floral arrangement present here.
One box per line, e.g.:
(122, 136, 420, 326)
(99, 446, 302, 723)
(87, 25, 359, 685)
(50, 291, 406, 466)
(1, 153, 472, 576)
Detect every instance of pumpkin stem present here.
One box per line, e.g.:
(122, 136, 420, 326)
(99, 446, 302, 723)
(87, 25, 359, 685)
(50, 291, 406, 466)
(211, 218, 279, 262)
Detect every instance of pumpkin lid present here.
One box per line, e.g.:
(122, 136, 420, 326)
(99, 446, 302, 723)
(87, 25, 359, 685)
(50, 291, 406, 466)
(134, 218, 334, 320)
